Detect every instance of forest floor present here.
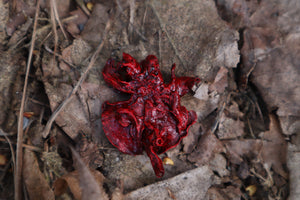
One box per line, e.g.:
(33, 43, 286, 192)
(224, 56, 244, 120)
(0, 0, 299, 199)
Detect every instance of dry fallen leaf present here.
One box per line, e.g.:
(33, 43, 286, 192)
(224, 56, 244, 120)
(188, 130, 225, 166)
(205, 185, 242, 200)
(125, 166, 214, 200)
(23, 149, 55, 200)
(217, 112, 245, 139)
(53, 169, 107, 200)
(182, 122, 201, 154)
(261, 114, 288, 179)
(223, 139, 262, 165)
(71, 148, 109, 200)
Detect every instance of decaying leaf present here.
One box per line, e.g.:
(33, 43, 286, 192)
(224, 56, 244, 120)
(209, 153, 229, 177)
(23, 149, 55, 200)
(54, 148, 109, 200)
(53, 169, 107, 200)
(217, 112, 245, 139)
(182, 122, 201, 154)
(223, 139, 262, 165)
(205, 186, 242, 200)
(125, 166, 215, 200)
(188, 130, 225, 166)
(261, 114, 288, 179)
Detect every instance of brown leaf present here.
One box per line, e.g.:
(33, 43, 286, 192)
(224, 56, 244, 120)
(150, 0, 239, 80)
(205, 186, 242, 200)
(261, 114, 288, 178)
(23, 149, 55, 200)
(72, 148, 109, 200)
(223, 139, 262, 165)
(239, 0, 300, 136)
(209, 66, 228, 93)
(75, 133, 104, 169)
(5, 0, 36, 36)
(54, 150, 108, 200)
(66, 9, 89, 37)
(217, 112, 245, 139)
(53, 170, 106, 200)
(182, 122, 201, 154)
(81, 4, 110, 45)
(209, 153, 229, 177)
(125, 166, 214, 200)
(188, 130, 225, 166)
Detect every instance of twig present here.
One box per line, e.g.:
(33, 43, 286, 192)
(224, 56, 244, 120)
(75, 0, 91, 16)
(148, 0, 186, 69)
(0, 159, 12, 186)
(36, 15, 78, 36)
(50, 0, 58, 72)
(51, 0, 68, 39)
(15, 1, 41, 199)
(158, 29, 162, 66)
(247, 117, 256, 138)
(42, 17, 113, 138)
(0, 129, 16, 170)
(116, 0, 148, 41)
(44, 44, 77, 69)
(0, 138, 42, 152)
(128, 0, 136, 38)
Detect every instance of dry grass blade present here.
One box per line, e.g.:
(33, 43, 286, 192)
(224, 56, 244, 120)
(15, 1, 41, 199)
(51, 0, 68, 39)
(42, 17, 112, 138)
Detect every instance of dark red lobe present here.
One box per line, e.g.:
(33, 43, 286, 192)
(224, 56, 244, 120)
(101, 53, 200, 177)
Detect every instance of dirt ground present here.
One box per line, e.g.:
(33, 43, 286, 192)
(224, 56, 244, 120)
(0, 0, 299, 199)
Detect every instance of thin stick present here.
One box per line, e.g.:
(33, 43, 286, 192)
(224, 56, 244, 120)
(0, 129, 16, 170)
(51, 0, 68, 39)
(15, 1, 41, 199)
(50, 0, 58, 72)
(42, 18, 112, 138)
(0, 137, 42, 152)
(36, 15, 78, 36)
(116, 0, 148, 41)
